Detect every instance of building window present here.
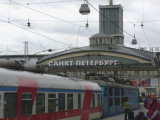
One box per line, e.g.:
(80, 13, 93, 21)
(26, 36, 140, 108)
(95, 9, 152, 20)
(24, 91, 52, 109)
(153, 71, 158, 75)
(67, 94, 73, 110)
(48, 94, 56, 113)
(78, 93, 81, 109)
(58, 93, 65, 111)
(4, 93, 17, 118)
(22, 93, 32, 116)
(99, 38, 102, 44)
(36, 93, 45, 114)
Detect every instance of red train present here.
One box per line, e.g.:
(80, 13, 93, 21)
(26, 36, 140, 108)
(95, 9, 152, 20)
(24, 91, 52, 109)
(0, 68, 102, 120)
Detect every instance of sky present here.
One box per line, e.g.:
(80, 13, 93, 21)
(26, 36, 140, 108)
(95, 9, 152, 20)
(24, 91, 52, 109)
(0, 0, 159, 55)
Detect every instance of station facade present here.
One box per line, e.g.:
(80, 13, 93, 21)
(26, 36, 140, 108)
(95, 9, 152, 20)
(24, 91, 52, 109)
(36, 3, 160, 96)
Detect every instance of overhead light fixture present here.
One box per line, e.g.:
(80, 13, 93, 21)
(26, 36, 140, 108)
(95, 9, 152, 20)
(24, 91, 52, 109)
(79, 1, 90, 15)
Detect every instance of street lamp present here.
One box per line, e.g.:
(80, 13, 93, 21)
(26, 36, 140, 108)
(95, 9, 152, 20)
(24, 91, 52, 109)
(79, 0, 90, 15)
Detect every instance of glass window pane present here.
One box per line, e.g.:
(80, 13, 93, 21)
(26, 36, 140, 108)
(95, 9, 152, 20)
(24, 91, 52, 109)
(109, 98, 113, 107)
(92, 94, 95, 107)
(36, 93, 45, 114)
(109, 87, 113, 96)
(58, 93, 65, 111)
(115, 98, 120, 106)
(67, 94, 73, 110)
(104, 87, 107, 96)
(121, 89, 124, 96)
(78, 94, 81, 109)
(22, 93, 32, 116)
(48, 94, 56, 113)
(97, 94, 101, 107)
(4, 93, 17, 118)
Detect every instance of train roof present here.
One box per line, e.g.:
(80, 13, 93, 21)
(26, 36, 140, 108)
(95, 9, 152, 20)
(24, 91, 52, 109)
(0, 68, 101, 91)
(90, 80, 138, 90)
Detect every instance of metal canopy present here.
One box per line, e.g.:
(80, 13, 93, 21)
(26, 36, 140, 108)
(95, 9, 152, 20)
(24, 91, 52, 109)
(79, 4, 90, 15)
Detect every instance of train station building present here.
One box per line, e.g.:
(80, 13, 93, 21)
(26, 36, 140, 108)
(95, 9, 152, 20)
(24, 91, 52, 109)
(36, 2, 160, 96)
(0, 1, 159, 97)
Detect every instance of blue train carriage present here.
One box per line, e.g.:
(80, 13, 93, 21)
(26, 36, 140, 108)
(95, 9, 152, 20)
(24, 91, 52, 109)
(90, 80, 139, 118)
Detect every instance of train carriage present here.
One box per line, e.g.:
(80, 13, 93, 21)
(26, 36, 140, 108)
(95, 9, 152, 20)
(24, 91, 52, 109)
(0, 68, 102, 120)
(90, 80, 139, 118)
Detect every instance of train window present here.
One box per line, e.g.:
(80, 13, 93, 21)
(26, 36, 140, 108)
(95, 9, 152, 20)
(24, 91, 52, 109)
(36, 93, 45, 114)
(109, 98, 113, 107)
(4, 93, 17, 118)
(22, 93, 32, 116)
(104, 87, 107, 96)
(78, 93, 81, 109)
(97, 94, 101, 107)
(109, 87, 113, 96)
(121, 89, 124, 96)
(67, 94, 73, 110)
(48, 94, 56, 113)
(92, 94, 95, 107)
(115, 88, 120, 96)
(115, 98, 120, 106)
(58, 93, 65, 111)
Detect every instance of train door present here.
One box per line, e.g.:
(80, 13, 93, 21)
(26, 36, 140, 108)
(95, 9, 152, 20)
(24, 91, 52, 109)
(17, 76, 38, 119)
(103, 87, 109, 118)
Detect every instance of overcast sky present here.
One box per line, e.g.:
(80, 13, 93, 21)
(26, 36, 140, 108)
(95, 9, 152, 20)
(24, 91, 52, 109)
(0, 0, 159, 55)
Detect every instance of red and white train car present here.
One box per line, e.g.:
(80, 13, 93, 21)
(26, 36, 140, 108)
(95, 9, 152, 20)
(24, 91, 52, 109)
(0, 68, 102, 120)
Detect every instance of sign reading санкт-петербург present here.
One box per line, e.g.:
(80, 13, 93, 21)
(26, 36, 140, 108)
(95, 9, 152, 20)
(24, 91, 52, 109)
(48, 60, 118, 67)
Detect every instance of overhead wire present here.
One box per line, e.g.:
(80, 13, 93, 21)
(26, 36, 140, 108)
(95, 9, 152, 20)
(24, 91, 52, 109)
(0, 18, 71, 47)
(10, 0, 84, 28)
(0, 0, 83, 4)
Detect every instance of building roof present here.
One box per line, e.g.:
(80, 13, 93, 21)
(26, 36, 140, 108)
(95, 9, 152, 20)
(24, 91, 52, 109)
(37, 45, 154, 63)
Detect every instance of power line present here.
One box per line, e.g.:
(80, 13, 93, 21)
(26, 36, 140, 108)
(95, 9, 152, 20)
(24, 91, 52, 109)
(0, 18, 71, 47)
(10, 0, 84, 28)
(0, 0, 83, 4)
(142, 28, 150, 47)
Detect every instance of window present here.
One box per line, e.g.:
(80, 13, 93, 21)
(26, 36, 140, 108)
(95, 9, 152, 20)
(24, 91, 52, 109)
(78, 93, 81, 109)
(97, 94, 101, 107)
(115, 98, 120, 106)
(121, 89, 124, 96)
(67, 94, 73, 110)
(92, 94, 95, 107)
(4, 93, 17, 118)
(22, 93, 32, 116)
(104, 87, 107, 96)
(36, 93, 45, 114)
(114, 88, 120, 96)
(99, 38, 102, 44)
(109, 87, 113, 96)
(58, 93, 65, 111)
(109, 98, 113, 107)
(48, 94, 56, 113)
